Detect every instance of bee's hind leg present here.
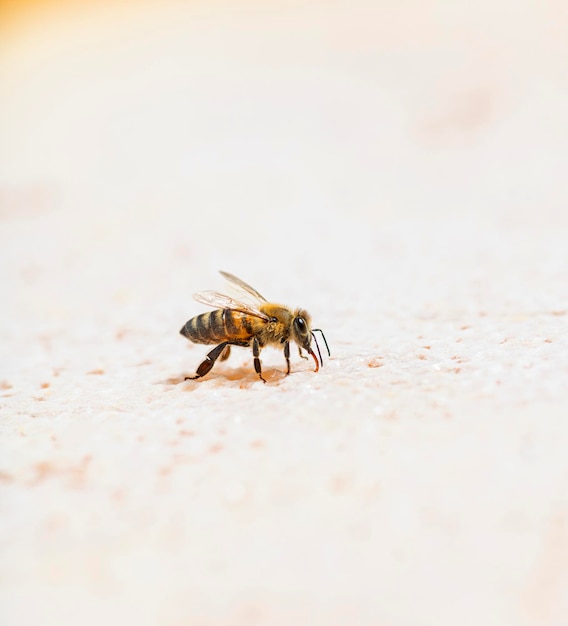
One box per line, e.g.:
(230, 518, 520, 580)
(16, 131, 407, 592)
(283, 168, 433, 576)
(252, 337, 267, 383)
(185, 342, 230, 380)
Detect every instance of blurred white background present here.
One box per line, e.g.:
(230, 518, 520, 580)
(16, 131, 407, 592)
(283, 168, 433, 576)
(3, 0, 568, 221)
(2, 0, 568, 323)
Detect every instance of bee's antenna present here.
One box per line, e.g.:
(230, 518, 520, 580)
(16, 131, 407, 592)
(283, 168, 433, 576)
(312, 329, 330, 357)
(311, 332, 323, 366)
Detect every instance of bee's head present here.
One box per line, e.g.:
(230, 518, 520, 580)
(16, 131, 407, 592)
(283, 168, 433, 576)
(291, 309, 330, 373)
(292, 309, 313, 351)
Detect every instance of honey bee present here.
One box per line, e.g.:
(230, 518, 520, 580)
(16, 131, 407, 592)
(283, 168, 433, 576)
(180, 271, 330, 383)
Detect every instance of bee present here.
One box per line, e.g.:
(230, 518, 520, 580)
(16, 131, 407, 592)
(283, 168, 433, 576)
(180, 271, 330, 383)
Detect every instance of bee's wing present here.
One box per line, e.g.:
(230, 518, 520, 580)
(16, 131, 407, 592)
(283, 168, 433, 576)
(193, 290, 271, 321)
(219, 271, 267, 302)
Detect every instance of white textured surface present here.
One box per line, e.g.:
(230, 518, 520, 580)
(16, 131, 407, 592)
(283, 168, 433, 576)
(1, 2, 568, 625)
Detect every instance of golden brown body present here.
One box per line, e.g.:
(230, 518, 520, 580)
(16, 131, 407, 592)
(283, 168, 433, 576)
(181, 304, 294, 347)
(180, 272, 329, 383)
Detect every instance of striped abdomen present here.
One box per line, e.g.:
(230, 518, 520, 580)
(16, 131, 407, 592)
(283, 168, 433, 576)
(180, 309, 253, 345)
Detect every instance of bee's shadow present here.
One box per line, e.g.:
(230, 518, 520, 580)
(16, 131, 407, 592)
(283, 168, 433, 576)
(162, 366, 287, 389)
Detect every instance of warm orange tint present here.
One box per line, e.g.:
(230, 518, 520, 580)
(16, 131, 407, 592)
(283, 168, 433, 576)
(0, 0, 116, 35)
(1, 0, 68, 26)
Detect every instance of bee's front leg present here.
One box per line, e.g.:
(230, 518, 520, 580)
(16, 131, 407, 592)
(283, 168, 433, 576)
(252, 336, 266, 383)
(185, 342, 229, 380)
(283, 341, 291, 375)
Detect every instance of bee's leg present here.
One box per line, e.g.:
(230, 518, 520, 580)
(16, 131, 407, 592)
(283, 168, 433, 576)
(284, 341, 291, 375)
(298, 347, 309, 360)
(252, 336, 267, 383)
(185, 342, 229, 380)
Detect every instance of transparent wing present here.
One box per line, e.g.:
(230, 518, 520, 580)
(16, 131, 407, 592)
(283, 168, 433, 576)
(192, 290, 271, 321)
(219, 271, 267, 302)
